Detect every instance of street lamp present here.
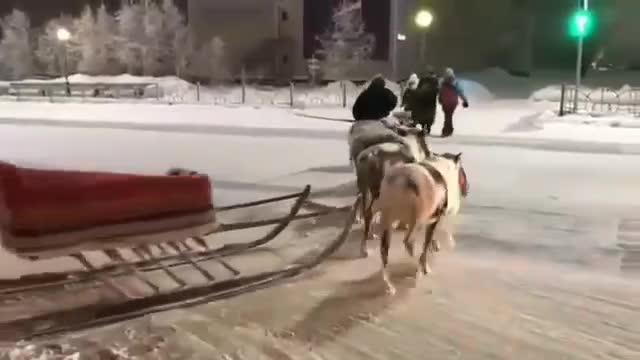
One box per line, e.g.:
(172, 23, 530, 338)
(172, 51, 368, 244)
(56, 27, 71, 96)
(415, 10, 434, 29)
(414, 9, 434, 69)
(56, 27, 70, 42)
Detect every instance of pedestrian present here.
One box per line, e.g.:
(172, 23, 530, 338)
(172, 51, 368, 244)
(401, 73, 419, 111)
(438, 67, 469, 137)
(352, 75, 398, 121)
(407, 67, 440, 134)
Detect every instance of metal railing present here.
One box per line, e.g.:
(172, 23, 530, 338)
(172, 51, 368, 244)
(2, 78, 402, 109)
(9, 82, 161, 102)
(559, 84, 640, 117)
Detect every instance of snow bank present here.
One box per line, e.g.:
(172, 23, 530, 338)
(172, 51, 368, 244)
(457, 79, 495, 103)
(461, 67, 535, 99)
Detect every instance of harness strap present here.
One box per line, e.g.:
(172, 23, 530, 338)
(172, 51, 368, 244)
(417, 161, 448, 219)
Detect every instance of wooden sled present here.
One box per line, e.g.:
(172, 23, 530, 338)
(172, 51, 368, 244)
(0, 161, 356, 340)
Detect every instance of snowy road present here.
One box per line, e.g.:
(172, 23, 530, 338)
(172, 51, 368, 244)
(1, 122, 639, 358)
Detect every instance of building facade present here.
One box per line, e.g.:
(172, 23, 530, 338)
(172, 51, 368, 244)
(188, 0, 640, 81)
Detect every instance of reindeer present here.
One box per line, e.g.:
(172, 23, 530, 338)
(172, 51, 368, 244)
(352, 125, 431, 258)
(373, 152, 469, 295)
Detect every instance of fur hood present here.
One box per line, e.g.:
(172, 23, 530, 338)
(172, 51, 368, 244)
(406, 73, 419, 90)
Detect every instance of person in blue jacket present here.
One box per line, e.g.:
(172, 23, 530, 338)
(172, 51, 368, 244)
(438, 67, 469, 137)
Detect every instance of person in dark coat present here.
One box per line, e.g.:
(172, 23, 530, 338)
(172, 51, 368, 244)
(407, 68, 440, 134)
(352, 75, 398, 121)
(438, 67, 469, 137)
(401, 73, 419, 111)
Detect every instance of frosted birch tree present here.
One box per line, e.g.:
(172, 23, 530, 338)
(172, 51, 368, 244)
(141, 0, 187, 76)
(142, 1, 167, 75)
(163, 0, 188, 76)
(117, 2, 146, 74)
(76, 4, 119, 75)
(315, 0, 375, 79)
(74, 5, 100, 74)
(94, 4, 120, 74)
(202, 36, 229, 83)
(0, 9, 34, 80)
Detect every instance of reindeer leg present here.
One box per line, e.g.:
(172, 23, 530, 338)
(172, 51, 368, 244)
(359, 192, 372, 258)
(402, 221, 417, 257)
(380, 227, 395, 295)
(394, 221, 409, 230)
(419, 219, 439, 276)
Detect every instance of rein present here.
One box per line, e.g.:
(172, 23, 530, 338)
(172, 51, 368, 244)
(417, 161, 448, 220)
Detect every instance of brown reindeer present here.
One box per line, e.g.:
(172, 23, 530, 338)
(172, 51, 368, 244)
(374, 152, 469, 295)
(353, 127, 431, 258)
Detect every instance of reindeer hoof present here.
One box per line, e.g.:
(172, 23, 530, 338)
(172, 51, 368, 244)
(433, 239, 441, 252)
(421, 263, 432, 275)
(394, 222, 409, 230)
(403, 241, 415, 257)
(358, 245, 371, 258)
(385, 284, 397, 296)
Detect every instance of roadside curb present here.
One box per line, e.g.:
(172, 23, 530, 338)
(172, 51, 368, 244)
(1, 114, 639, 156)
(292, 111, 640, 156)
(436, 135, 640, 156)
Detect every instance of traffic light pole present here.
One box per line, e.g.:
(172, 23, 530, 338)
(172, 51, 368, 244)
(573, 0, 588, 113)
(573, 35, 583, 112)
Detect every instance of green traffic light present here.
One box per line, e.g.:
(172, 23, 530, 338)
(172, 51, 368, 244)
(568, 9, 595, 38)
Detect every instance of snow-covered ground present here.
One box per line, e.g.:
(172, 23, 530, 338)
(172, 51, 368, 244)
(0, 119, 639, 358)
(0, 69, 639, 358)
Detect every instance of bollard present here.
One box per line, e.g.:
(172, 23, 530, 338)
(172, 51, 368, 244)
(241, 67, 247, 104)
(196, 82, 200, 102)
(559, 83, 566, 116)
(289, 82, 294, 106)
(341, 81, 347, 108)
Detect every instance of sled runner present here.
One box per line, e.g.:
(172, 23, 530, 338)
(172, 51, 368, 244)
(0, 161, 356, 340)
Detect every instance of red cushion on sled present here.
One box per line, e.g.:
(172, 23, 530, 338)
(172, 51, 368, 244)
(0, 163, 213, 236)
(0, 161, 20, 228)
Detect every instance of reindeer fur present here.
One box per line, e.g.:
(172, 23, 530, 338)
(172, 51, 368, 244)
(348, 119, 415, 164)
(374, 153, 468, 295)
(352, 129, 431, 258)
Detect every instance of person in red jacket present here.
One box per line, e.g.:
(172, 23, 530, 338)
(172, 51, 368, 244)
(438, 67, 469, 137)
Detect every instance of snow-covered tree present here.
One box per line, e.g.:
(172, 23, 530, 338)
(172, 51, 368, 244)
(35, 15, 78, 75)
(0, 9, 34, 80)
(74, 6, 99, 74)
(315, 0, 375, 79)
(75, 4, 119, 75)
(173, 23, 191, 78)
(164, 0, 189, 76)
(117, 1, 146, 74)
(142, 0, 187, 76)
(141, 2, 165, 75)
(201, 36, 229, 83)
(94, 4, 120, 74)
(73, 5, 119, 75)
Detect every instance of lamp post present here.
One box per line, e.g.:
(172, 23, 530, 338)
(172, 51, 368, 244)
(56, 27, 71, 96)
(414, 9, 434, 69)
